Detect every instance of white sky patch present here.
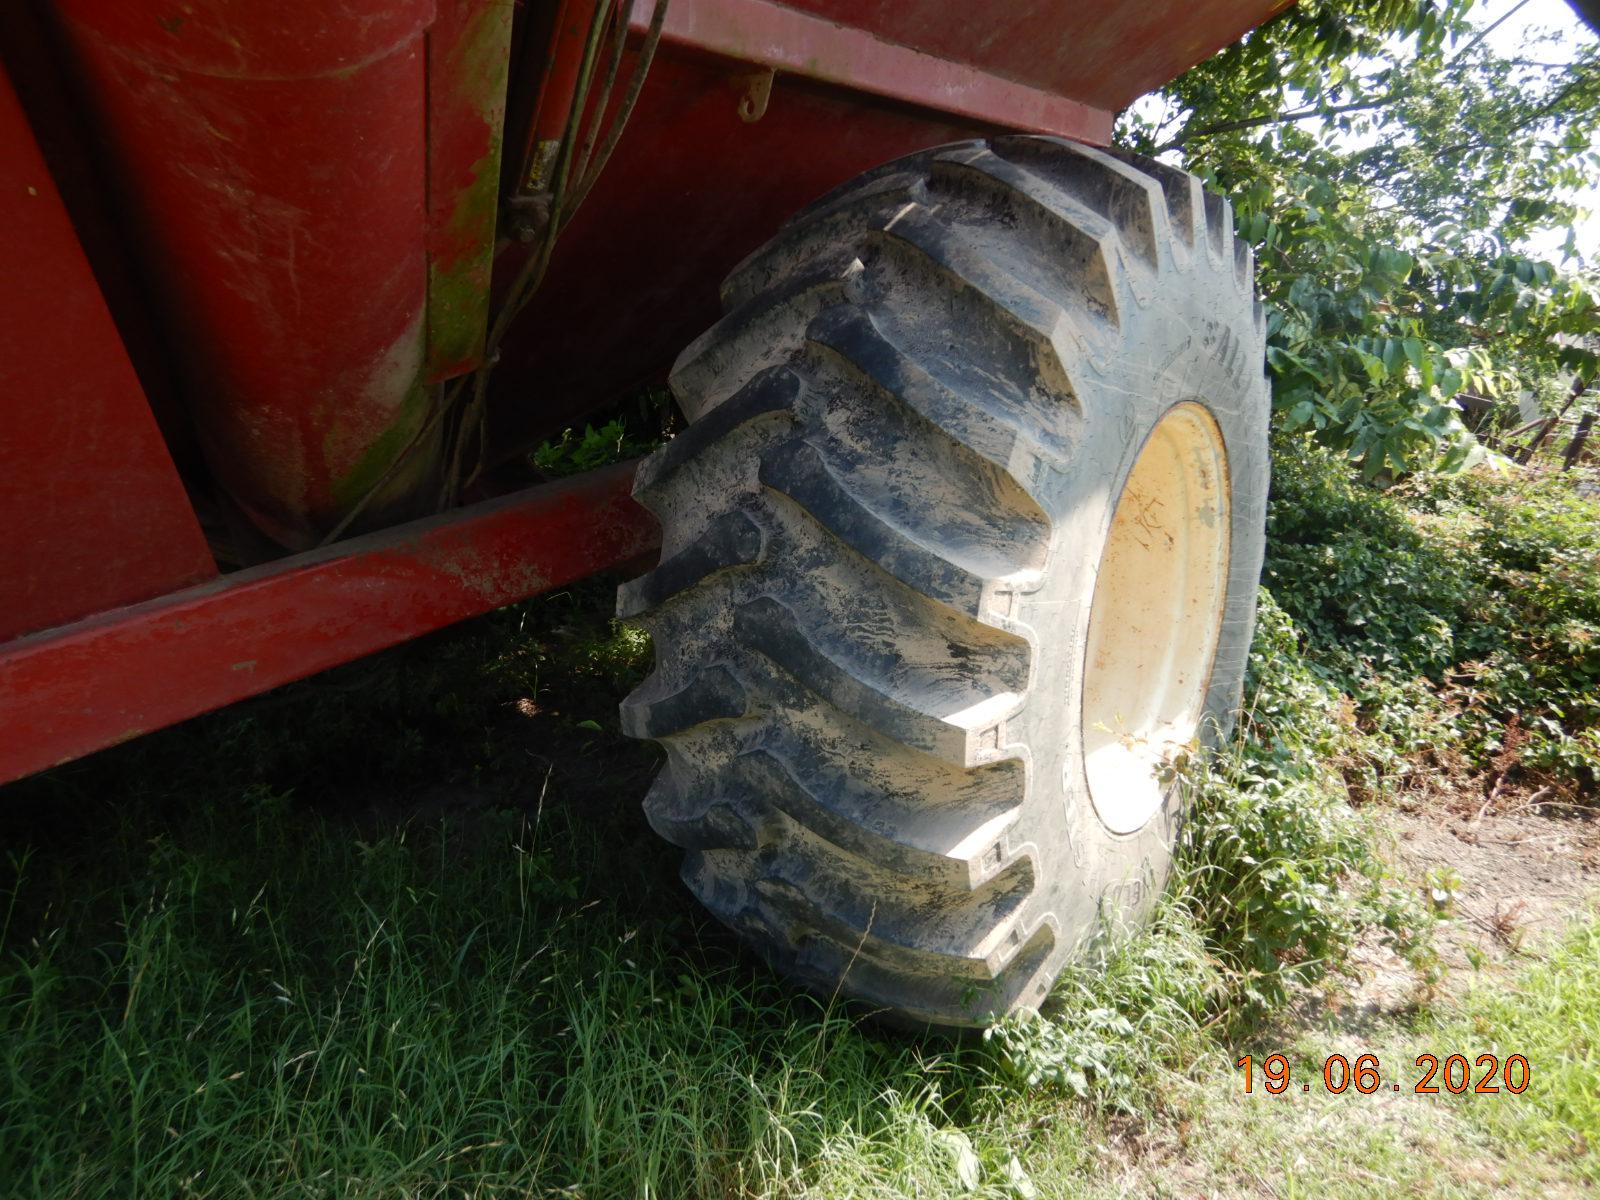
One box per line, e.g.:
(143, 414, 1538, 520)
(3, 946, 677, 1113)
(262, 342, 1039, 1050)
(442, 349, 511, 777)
(1483, 0, 1598, 262)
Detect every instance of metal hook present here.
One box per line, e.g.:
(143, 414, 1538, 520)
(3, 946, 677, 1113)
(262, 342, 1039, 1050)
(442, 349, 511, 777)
(735, 69, 775, 123)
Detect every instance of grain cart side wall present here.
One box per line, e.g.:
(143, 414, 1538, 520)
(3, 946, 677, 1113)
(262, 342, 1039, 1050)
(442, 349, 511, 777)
(0, 59, 218, 646)
(47, 0, 480, 550)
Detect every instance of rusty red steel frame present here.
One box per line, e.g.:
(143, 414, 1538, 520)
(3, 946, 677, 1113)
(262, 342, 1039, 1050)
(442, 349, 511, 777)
(0, 464, 656, 785)
(0, 0, 1286, 785)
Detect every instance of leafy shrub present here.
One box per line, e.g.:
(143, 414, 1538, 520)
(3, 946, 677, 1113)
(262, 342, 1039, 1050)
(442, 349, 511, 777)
(1263, 434, 1485, 681)
(1444, 470, 1600, 789)
(1183, 592, 1431, 1016)
(1264, 435, 1600, 795)
(531, 417, 660, 477)
(530, 386, 676, 479)
(985, 904, 1220, 1109)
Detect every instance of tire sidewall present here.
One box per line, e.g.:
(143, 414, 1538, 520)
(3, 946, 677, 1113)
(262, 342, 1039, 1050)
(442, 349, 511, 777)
(1008, 239, 1268, 962)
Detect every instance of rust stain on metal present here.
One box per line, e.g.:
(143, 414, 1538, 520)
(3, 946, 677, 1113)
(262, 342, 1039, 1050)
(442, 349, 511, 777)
(425, 0, 515, 381)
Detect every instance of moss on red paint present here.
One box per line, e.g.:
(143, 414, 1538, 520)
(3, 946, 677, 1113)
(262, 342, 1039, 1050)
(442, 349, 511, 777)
(328, 378, 433, 515)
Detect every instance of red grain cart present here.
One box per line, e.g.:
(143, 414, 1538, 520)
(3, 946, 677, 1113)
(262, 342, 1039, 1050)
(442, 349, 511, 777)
(1, 0, 1281, 1024)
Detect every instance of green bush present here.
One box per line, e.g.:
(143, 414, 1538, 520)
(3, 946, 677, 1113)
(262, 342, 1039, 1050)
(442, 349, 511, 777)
(1264, 435, 1600, 795)
(986, 903, 1221, 1109)
(1183, 592, 1431, 1016)
(531, 418, 658, 477)
(1263, 435, 1485, 680)
(1453, 471, 1600, 789)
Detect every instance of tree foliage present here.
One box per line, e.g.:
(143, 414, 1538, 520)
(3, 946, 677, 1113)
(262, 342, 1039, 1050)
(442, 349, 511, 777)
(1121, 0, 1600, 475)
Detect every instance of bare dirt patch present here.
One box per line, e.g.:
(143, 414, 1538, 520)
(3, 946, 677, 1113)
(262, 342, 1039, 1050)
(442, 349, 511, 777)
(1328, 788, 1600, 1028)
(1395, 798, 1599, 960)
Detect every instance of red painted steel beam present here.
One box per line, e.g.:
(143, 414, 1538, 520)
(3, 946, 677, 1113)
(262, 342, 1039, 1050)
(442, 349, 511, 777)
(0, 464, 659, 786)
(632, 0, 1115, 144)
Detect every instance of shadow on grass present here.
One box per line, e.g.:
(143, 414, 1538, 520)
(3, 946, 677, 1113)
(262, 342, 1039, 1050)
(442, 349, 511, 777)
(0, 578, 1033, 1199)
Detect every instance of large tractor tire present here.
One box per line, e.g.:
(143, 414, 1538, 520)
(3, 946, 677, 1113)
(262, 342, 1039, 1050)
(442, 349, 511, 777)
(618, 137, 1270, 1027)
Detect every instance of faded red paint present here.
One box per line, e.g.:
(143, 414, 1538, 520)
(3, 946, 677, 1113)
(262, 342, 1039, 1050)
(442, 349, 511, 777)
(0, 464, 658, 785)
(0, 57, 215, 644)
(780, 0, 1294, 112)
(425, 0, 515, 381)
(52, 0, 438, 548)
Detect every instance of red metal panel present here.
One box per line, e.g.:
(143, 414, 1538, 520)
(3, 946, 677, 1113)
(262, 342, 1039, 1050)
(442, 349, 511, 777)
(426, 0, 516, 381)
(775, 0, 1293, 111)
(0, 463, 659, 786)
(635, 0, 1114, 142)
(0, 57, 215, 644)
(0, 0, 199, 470)
(52, 0, 439, 549)
(489, 41, 1094, 449)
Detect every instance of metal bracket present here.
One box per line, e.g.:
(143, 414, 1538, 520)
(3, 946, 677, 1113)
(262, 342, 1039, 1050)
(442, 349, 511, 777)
(735, 69, 774, 123)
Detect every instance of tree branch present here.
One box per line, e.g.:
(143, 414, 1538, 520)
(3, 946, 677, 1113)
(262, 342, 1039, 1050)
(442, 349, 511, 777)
(1447, 0, 1534, 68)
(1428, 70, 1599, 162)
(1155, 95, 1395, 154)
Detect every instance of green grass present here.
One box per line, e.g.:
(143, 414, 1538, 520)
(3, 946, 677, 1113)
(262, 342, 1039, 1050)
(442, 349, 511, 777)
(1123, 1045, 1585, 1200)
(1103, 913, 1600, 1200)
(0, 583, 1083, 1199)
(0, 789, 1044, 1198)
(0, 581, 1428, 1198)
(1445, 913, 1600, 1177)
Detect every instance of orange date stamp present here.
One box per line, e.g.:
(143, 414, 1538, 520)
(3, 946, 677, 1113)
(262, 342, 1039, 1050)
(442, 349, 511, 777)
(1237, 1053, 1530, 1095)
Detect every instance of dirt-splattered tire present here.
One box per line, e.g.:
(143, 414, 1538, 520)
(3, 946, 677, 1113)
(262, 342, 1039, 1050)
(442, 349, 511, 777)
(617, 136, 1269, 1027)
